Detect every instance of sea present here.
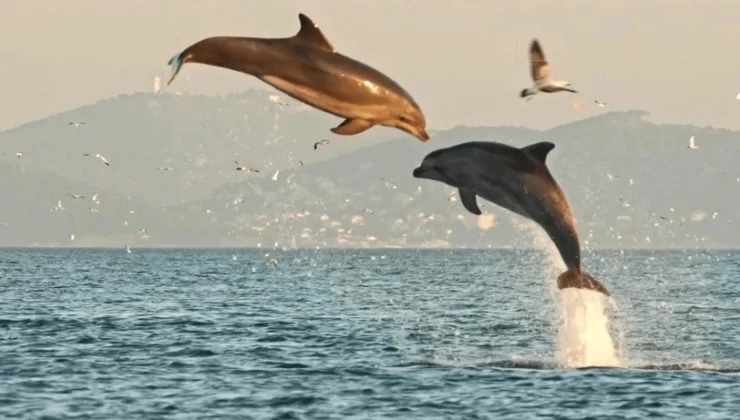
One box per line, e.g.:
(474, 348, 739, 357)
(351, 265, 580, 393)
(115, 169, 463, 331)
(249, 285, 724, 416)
(1, 242, 739, 419)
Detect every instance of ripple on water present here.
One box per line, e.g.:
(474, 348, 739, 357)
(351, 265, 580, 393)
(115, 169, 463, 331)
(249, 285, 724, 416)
(1, 249, 739, 419)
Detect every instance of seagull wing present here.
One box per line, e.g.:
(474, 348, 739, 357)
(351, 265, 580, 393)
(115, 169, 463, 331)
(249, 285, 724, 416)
(530, 39, 551, 83)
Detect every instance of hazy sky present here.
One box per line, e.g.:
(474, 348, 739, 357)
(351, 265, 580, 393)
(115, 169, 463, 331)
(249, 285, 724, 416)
(2, 0, 739, 132)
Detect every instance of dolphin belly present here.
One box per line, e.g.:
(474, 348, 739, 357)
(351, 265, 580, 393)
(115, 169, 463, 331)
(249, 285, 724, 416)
(260, 75, 397, 121)
(476, 184, 531, 221)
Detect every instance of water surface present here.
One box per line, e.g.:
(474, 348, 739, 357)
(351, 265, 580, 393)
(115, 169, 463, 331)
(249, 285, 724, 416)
(1, 248, 738, 419)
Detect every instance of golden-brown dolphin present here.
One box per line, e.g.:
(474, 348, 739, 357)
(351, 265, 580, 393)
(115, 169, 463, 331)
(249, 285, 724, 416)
(167, 14, 429, 142)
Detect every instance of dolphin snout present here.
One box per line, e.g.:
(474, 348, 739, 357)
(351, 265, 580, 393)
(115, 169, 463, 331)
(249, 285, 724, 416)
(412, 166, 429, 178)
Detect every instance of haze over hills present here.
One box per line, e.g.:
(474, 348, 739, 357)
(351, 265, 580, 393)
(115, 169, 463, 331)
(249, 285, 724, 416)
(0, 90, 391, 206)
(2, 90, 740, 249)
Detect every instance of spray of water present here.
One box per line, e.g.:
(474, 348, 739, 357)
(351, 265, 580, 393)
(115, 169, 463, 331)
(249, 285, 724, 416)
(512, 218, 624, 368)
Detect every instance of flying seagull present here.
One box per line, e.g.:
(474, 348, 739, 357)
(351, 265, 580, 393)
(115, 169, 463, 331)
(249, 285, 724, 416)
(235, 161, 259, 172)
(69, 121, 86, 126)
(314, 139, 330, 150)
(594, 100, 607, 107)
(687, 136, 698, 149)
(157, 166, 175, 171)
(520, 39, 577, 100)
(83, 153, 110, 166)
(381, 177, 398, 189)
(67, 194, 85, 199)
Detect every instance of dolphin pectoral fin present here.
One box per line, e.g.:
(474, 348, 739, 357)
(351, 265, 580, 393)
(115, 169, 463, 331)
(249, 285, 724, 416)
(557, 269, 610, 297)
(295, 14, 336, 52)
(331, 119, 374, 136)
(521, 142, 555, 164)
(458, 189, 482, 215)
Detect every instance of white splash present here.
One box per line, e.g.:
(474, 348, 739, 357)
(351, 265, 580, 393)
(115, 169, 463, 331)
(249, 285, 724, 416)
(554, 290, 621, 368)
(512, 217, 622, 368)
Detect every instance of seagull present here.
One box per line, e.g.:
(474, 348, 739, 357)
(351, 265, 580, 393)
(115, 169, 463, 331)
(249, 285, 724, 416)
(594, 100, 607, 107)
(687, 136, 698, 149)
(364, 208, 374, 214)
(69, 121, 86, 126)
(381, 178, 398, 189)
(266, 257, 278, 266)
(271, 170, 280, 181)
(314, 139, 330, 150)
(268, 95, 289, 107)
(84, 153, 110, 166)
(299, 160, 305, 167)
(67, 194, 85, 199)
(15, 152, 22, 159)
(619, 197, 631, 207)
(449, 191, 458, 201)
(235, 161, 259, 172)
(607, 173, 620, 181)
(520, 39, 577, 100)
(736, 92, 740, 100)
(157, 166, 175, 171)
(91, 194, 99, 203)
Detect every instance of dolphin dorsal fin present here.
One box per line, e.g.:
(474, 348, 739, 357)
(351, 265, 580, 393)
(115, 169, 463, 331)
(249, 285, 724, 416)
(521, 142, 555, 164)
(295, 13, 336, 52)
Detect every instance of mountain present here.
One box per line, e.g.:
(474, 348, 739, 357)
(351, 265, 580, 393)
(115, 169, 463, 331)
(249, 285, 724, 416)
(2, 90, 740, 249)
(181, 110, 740, 250)
(0, 90, 391, 207)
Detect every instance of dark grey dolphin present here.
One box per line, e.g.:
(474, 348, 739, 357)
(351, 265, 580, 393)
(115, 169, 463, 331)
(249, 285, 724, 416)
(166, 13, 429, 142)
(412, 140, 610, 296)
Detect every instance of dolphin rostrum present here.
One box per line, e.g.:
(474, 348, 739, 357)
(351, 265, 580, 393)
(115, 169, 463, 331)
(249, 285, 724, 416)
(412, 140, 610, 296)
(166, 13, 429, 142)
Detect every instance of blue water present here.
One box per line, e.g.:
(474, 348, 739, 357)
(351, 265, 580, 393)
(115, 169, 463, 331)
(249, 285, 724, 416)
(1, 248, 739, 419)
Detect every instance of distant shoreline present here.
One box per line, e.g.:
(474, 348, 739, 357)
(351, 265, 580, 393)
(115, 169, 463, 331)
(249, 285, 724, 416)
(0, 246, 737, 252)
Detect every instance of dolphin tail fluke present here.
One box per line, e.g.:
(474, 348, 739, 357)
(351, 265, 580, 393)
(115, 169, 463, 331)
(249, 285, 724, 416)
(557, 269, 610, 297)
(167, 52, 185, 86)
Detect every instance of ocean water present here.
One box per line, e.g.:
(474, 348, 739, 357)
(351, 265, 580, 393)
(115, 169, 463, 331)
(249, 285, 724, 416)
(1, 246, 739, 419)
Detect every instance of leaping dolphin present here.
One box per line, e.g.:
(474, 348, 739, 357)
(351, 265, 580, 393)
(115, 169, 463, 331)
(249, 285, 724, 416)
(412, 140, 610, 296)
(166, 13, 429, 142)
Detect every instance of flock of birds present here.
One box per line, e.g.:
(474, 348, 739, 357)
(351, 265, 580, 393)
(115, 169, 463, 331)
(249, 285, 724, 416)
(1, 12, 734, 253)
